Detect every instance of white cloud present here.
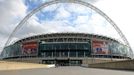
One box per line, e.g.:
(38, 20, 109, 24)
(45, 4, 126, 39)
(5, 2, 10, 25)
(0, 0, 26, 25)
(54, 4, 71, 20)
(15, 2, 120, 41)
(3, 1, 102, 47)
(1, 0, 133, 54)
(17, 3, 118, 39)
(0, 0, 26, 51)
(93, 0, 134, 52)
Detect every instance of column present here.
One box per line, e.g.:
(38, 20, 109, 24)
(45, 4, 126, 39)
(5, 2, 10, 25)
(84, 51, 85, 57)
(52, 52, 53, 58)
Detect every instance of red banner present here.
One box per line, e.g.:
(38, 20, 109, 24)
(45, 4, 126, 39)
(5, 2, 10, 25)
(22, 42, 37, 56)
(92, 40, 109, 54)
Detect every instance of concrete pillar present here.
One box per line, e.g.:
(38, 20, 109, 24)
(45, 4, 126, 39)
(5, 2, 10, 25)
(52, 52, 53, 57)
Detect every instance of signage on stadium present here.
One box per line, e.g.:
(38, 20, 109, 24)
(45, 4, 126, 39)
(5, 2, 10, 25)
(92, 40, 109, 54)
(22, 41, 38, 56)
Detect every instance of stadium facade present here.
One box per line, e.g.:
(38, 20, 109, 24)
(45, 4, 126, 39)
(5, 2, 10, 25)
(1, 33, 131, 66)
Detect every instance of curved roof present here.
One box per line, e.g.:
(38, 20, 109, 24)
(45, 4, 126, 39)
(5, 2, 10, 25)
(15, 32, 120, 44)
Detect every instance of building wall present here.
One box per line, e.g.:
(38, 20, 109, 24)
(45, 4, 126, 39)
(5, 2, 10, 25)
(89, 60, 134, 70)
(1, 33, 131, 59)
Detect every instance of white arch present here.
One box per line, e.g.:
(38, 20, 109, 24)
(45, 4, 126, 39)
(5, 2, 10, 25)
(4, 0, 133, 57)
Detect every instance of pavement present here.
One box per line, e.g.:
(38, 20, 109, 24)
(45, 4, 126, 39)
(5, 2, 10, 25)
(0, 66, 133, 75)
(0, 61, 48, 70)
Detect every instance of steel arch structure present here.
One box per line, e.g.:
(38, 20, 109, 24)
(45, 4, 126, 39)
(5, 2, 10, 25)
(4, 0, 133, 57)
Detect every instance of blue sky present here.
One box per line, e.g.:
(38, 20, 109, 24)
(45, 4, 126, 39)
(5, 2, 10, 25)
(24, 0, 93, 26)
(0, 0, 134, 53)
(24, 0, 45, 11)
(0, 0, 119, 49)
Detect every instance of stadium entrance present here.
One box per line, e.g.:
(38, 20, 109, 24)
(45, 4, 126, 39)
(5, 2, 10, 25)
(56, 60, 82, 66)
(56, 60, 69, 66)
(42, 59, 82, 66)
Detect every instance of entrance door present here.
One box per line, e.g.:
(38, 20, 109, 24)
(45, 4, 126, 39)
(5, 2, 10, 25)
(56, 60, 69, 66)
(42, 60, 82, 66)
(56, 60, 82, 66)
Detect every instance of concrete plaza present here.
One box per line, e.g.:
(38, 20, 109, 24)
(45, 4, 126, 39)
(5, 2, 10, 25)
(0, 66, 133, 75)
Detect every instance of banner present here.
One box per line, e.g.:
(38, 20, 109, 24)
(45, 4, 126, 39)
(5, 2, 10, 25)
(92, 40, 109, 54)
(22, 41, 37, 56)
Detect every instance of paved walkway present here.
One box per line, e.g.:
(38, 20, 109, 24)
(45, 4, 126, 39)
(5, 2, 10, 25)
(0, 61, 47, 70)
(0, 66, 133, 75)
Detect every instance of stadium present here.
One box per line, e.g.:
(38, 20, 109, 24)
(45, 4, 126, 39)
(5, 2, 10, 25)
(1, 33, 131, 66)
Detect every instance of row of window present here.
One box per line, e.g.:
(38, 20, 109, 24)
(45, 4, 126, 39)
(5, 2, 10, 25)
(39, 43, 90, 51)
(40, 38, 89, 42)
(40, 51, 90, 57)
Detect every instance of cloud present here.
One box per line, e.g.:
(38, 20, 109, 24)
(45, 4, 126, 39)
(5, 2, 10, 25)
(0, 0, 27, 51)
(94, 0, 134, 52)
(15, 3, 120, 42)
(82, 0, 100, 3)
(1, 0, 131, 54)
(0, 0, 26, 25)
(54, 4, 71, 20)
(0, 0, 26, 36)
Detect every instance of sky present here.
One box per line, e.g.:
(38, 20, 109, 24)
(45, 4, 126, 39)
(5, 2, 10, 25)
(0, 0, 134, 54)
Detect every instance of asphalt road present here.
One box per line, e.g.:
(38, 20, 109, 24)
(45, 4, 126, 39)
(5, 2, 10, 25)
(0, 66, 134, 75)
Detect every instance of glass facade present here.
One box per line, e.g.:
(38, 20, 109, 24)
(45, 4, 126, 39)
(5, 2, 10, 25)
(2, 43, 21, 58)
(39, 42, 91, 57)
(109, 42, 129, 57)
